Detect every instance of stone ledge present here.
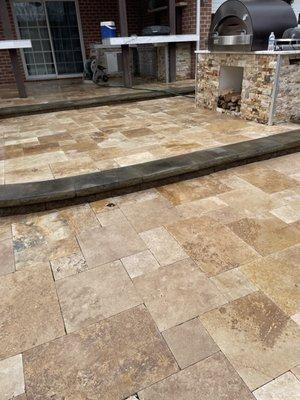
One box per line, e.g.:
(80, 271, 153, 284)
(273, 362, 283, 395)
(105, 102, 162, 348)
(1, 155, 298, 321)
(0, 86, 195, 119)
(0, 130, 299, 216)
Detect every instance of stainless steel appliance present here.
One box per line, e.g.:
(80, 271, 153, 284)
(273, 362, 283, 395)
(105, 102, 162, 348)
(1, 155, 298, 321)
(208, 0, 298, 52)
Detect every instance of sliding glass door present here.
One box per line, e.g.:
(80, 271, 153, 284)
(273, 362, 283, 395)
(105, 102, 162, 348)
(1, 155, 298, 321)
(13, 0, 84, 79)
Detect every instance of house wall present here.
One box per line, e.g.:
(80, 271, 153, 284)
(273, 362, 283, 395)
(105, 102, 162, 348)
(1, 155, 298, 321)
(0, 0, 213, 86)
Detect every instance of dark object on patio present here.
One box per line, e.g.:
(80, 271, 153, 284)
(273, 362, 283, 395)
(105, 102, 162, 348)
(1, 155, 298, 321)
(142, 26, 171, 36)
(84, 59, 109, 83)
(208, 0, 298, 52)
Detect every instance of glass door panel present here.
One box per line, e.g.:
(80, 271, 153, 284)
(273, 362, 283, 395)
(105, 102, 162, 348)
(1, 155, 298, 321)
(14, 1, 56, 77)
(46, 1, 83, 75)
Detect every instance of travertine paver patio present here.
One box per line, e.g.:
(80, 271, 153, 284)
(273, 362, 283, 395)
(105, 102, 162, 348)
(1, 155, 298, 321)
(0, 96, 297, 185)
(0, 153, 299, 399)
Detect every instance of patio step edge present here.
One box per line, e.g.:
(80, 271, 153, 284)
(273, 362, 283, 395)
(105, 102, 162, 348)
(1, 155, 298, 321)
(0, 129, 299, 216)
(0, 85, 194, 119)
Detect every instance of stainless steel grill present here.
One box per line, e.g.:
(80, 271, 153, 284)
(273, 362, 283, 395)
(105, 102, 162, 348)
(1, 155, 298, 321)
(208, 0, 298, 52)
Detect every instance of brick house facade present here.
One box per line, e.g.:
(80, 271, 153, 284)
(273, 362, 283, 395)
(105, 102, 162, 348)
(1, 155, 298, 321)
(0, 0, 212, 85)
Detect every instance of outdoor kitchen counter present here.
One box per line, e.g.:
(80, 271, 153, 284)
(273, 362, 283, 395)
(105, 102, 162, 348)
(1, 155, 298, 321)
(195, 51, 300, 125)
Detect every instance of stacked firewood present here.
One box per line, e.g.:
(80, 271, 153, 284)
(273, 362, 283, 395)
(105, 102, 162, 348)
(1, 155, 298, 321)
(217, 91, 242, 112)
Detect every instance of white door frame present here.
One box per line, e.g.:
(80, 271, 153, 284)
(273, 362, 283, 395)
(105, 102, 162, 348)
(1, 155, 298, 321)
(11, 0, 86, 80)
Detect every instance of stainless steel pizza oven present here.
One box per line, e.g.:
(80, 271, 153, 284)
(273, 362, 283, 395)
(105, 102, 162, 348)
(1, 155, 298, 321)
(208, 0, 298, 51)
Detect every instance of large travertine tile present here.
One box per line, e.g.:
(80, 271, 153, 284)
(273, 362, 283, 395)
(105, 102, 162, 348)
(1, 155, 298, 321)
(77, 220, 146, 269)
(253, 372, 300, 400)
(140, 226, 188, 266)
(200, 291, 300, 390)
(241, 245, 300, 316)
(120, 196, 181, 233)
(0, 238, 14, 276)
(121, 250, 160, 278)
(4, 164, 54, 184)
(292, 364, 300, 380)
(270, 201, 300, 224)
(175, 196, 226, 219)
(228, 215, 300, 256)
(12, 212, 80, 269)
(23, 306, 178, 400)
(139, 352, 255, 400)
(236, 167, 298, 194)
(218, 187, 276, 214)
(0, 264, 65, 359)
(56, 260, 142, 332)
(162, 318, 219, 368)
(210, 268, 257, 301)
(0, 354, 25, 400)
(57, 204, 99, 234)
(134, 258, 226, 331)
(167, 216, 258, 276)
(157, 176, 231, 205)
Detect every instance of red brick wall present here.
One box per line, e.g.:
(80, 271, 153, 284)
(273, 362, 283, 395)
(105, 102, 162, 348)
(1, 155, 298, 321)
(0, 0, 24, 84)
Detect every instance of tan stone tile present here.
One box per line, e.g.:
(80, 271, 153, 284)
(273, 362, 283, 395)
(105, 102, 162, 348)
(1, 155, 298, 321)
(50, 252, 88, 280)
(206, 205, 251, 224)
(292, 364, 300, 380)
(241, 245, 300, 316)
(4, 165, 54, 184)
(175, 196, 227, 219)
(134, 258, 226, 331)
(228, 215, 300, 256)
(0, 264, 65, 359)
(116, 151, 156, 167)
(236, 168, 298, 194)
(77, 221, 146, 269)
(12, 212, 80, 269)
(121, 250, 160, 278)
(56, 260, 142, 332)
(120, 197, 181, 233)
(0, 238, 14, 276)
(218, 187, 276, 214)
(23, 305, 178, 400)
(200, 292, 300, 390)
(162, 318, 219, 368)
(90, 197, 118, 214)
(0, 354, 25, 400)
(291, 313, 300, 325)
(0, 217, 12, 241)
(210, 268, 257, 302)
(139, 352, 255, 400)
(253, 372, 300, 400)
(167, 217, 258, 277)
(114, 188, 160, 206)
(50, 157, 98, 178)
(270, 201, 300, 224)
(97, 208, 128, 226)
(158, 176, 231, 206)
(140, 227, 188, 267)
(58, 204, 100, 234)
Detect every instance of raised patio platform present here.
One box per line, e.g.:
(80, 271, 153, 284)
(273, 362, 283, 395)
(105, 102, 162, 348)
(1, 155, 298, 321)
(0, 79, 195, 118)
(1, 130, 299, 215)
